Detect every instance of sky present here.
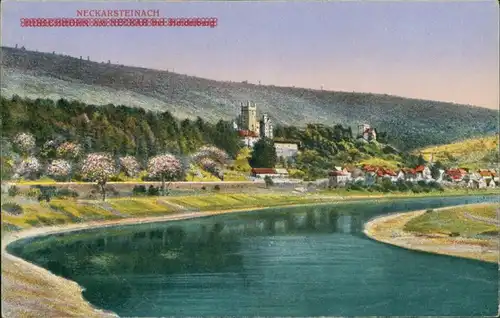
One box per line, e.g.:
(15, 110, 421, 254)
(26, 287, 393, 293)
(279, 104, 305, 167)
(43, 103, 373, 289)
(1, 1, 499, 109)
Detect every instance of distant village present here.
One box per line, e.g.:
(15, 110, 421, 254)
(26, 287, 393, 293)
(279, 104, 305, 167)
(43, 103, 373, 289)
(234, 101, 498, 190)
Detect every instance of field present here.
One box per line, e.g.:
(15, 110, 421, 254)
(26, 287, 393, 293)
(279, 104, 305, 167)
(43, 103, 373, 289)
(417, 135, 499, 169)
(1, 193, 332, 231)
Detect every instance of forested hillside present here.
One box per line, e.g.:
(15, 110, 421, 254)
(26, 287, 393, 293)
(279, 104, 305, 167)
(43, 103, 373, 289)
(1, 96, 420, 180)
(2, 46, 498, 150)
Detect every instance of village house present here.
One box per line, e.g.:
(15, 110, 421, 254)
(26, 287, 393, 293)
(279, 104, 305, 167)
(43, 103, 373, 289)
(362, 165, 378, 186)
(274, 168, 289, 179)
(238, 130, 260, 148)
(329, 169, 352, 188)
(274, 141, 300, 159)
(402, 168, 417, 182)
(445, 168, 468, 183)
(251, 168, 279, 179)
(415, 165, 433, 182)
(375, 167, 397, 182)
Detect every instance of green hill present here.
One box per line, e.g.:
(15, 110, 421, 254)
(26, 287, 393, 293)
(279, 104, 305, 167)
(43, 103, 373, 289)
(1, 46, 498, 150)
(416, 135, 499, 169)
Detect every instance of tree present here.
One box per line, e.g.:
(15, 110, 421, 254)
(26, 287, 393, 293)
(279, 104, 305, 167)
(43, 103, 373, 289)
(81, 153, 116, 201)
(192, 146, 228, 180)
(13, 156, 41, 180)
(56, 142, 82, 161)
(249, 138, 277, 168)
(147, 154, 182, 195)
(430, 160, 445, 180)
(46, 159, 72, 181)
(417, 154, 427, 166)
(119, 156, 141, 177)
(264, 175, 274, 188)
(192, 146, 229, 166)
(12, 132, 36, 156)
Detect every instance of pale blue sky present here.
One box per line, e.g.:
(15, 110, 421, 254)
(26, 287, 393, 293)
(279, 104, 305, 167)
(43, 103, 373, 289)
(2, 1, 499, 109)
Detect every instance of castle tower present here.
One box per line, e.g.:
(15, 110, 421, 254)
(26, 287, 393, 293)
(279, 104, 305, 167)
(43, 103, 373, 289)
(240, 101, 259, 133)
(260, 113, 273, 139)
(358, 124, 371, 136)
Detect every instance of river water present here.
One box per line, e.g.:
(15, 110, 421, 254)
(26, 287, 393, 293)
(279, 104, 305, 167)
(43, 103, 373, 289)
(7, 195, 499, 316)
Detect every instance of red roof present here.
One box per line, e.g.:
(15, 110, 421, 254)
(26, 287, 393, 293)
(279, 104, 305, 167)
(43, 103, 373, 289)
(384, 169, 397, 176)
(415, 165, 426, 172)
(403, 168, 416, 175)
(446, 168, 468, 175)
(251, 168, 276, 174)
(238, 130, 258, 137)
(479, 171, 493, 177)
(363, 165, 377, 172)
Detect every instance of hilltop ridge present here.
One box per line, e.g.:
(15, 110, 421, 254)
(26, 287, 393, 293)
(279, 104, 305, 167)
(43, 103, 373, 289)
(1, 46, 498, 150)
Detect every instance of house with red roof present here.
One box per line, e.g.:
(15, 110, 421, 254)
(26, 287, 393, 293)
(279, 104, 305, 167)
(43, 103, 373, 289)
(251, 168, 279, 179)
(238, 130, 260, 147)
(414, 165, 432, 181)
(328, 169, 352, 187)
(445, 168, 468, 182)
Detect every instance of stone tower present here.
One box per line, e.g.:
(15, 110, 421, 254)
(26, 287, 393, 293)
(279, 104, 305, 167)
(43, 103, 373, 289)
(260, 113, 273, 139)
(240, 101, 259, 134)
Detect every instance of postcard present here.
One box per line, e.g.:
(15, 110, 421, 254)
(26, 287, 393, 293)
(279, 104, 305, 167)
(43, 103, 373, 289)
(1, 1, 499, 317)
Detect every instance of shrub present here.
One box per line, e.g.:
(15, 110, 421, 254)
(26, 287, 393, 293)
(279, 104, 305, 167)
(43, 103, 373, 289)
(201, 186, 206, 190)
(133, 185, 147, 195)
(109, 172, 127, 182)
(449, 232, 460, 237)
(8, 186, 19, 197)
(412, 185, 423, 193)
(148, 185, 160, 196)
(55, 188, 79, 198)
(264, 176, 274, 188)
(425, 209, 434, 213)
(25, 187, 42, 198)
(214, 185, 221, 191)
(2, 202, 23, 215)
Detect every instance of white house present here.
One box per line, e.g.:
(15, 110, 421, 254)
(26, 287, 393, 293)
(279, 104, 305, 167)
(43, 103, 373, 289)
(274, 142, 299, 159)
(329, 170, 352, 188)
(274, 168, 289, 178)
(489, 180, 496, 189)
(396, 170, 406, 181)
(415, 165, 432, 182)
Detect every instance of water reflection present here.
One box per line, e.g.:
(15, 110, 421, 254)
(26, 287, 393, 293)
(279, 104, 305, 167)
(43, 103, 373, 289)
(7, 195, 499, 316)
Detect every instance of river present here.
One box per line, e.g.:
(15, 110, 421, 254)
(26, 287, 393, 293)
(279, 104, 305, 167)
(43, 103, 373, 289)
(7, 195, 499, 316)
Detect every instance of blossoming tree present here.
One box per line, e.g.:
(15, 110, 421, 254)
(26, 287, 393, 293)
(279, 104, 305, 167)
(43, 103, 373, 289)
(46, 159, 72, 181)
(147, 154, 182, 195)
(57, 142, 82, 161)
(192, 146, 228, 180)
(13, 156, 41, 180)
(81, 153, 116, 201)
(119, 156, 141, 177)
(13, 132, 36, 156)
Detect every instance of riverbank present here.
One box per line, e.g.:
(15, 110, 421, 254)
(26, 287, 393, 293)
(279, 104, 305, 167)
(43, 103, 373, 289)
(364, 203, 499, 264)
(1, 196, 349, 318)
(2, 194, 498, 317)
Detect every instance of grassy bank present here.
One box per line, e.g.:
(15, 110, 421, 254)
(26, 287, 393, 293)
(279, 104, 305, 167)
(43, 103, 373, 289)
(3, 190, 498, 233)
(404, 204, 498, 237)
(1, 193, 333, 232)
(364, 203, 499, 263)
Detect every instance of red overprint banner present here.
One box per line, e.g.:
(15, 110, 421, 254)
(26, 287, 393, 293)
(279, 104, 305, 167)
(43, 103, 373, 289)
(20, 17, 218, 28)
